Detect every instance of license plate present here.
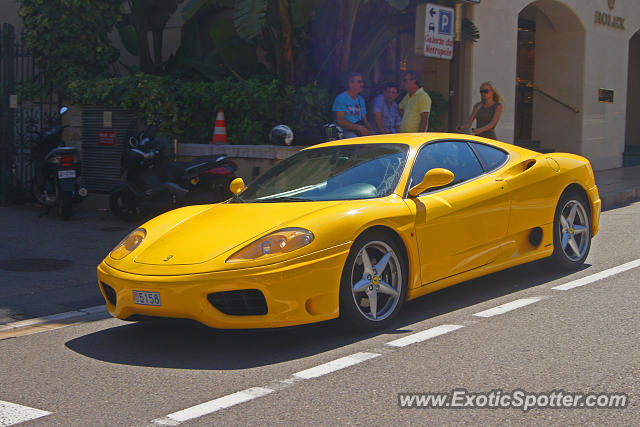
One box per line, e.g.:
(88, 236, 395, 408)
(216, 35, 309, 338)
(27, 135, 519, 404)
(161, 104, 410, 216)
(58, 170, 76, 179)
(133, 290, 162, 306)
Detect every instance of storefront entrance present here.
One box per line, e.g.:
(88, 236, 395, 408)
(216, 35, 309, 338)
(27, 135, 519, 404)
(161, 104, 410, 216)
(624, 31, 640, 166)
(514, 1, 584, 154)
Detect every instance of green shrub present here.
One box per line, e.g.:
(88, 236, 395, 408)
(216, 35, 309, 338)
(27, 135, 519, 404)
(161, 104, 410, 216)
(19, 0, 122, 93)
(67, 74, 332, 145)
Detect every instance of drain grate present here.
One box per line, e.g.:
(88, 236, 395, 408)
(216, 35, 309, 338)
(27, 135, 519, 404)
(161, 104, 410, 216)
(0, 258, 73, 272)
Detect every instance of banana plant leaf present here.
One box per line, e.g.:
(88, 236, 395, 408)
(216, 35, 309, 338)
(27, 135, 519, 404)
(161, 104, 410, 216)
(384, 0, 409, 11)
(350, 18, 407, 75)
(182, 0, 235, 22)
(233, 0, 269, 40)
(209, 13, 262, 72)
(117, 24, 139, 56)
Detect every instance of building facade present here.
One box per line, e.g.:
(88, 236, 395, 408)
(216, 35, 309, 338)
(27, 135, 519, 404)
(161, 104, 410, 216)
(463, 0, 639, 170)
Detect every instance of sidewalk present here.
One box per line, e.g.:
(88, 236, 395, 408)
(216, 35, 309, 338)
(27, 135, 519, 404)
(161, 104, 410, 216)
(594, 165, 640, 210)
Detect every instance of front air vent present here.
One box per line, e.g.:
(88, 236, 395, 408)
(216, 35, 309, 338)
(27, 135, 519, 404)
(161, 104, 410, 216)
(101, 282, 117, 306)
(207, 289, 268, 316)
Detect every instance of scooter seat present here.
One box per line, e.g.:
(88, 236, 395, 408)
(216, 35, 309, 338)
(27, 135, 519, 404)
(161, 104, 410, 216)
(163, 156, 224, 182)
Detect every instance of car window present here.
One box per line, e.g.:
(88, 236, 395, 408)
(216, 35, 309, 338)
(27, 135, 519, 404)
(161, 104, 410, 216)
(409, 141, 484, 194)
(470, 142, 508, 172)
(231, 144, 409, 202)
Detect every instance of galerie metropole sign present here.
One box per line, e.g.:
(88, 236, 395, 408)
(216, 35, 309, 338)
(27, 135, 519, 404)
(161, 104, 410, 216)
(423, 3, 454, 60)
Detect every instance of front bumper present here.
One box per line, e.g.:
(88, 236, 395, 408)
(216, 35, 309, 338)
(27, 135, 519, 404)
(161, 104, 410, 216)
(97, 243, 351, 329)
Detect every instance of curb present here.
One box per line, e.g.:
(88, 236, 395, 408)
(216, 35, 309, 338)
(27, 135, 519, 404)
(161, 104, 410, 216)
(0, 305, 107, 332)
(600, 188, 640, 211)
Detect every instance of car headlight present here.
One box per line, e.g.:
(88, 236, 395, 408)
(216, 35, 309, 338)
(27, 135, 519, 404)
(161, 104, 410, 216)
(110, 228, 146, 260)
(226, 228, 314, 262)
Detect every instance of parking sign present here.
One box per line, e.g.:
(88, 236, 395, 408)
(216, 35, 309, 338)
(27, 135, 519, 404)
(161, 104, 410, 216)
(424, 3, 454, 60)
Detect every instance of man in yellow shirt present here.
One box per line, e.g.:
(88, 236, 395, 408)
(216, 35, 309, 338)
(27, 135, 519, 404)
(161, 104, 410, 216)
(398, 71, 432, 132)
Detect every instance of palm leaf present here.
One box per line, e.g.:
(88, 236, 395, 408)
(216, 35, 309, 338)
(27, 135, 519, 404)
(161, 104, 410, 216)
(462, 18, 480, 43)
(233, 0, 269, 40)
(384, 0, 409, 11)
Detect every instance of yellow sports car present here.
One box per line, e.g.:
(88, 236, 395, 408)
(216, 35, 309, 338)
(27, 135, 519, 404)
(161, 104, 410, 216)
(97, 133, 600, 331)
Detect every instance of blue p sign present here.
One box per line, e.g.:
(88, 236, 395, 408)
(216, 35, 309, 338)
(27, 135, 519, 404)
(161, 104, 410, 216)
(439, 10, 453, 35)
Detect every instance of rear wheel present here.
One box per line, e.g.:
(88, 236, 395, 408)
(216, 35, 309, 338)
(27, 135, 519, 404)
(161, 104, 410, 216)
(339, 230, 407, 331)
(110, 187, 146, 221)
(57, 191, 73, 220)
(549, 191, 592, 269)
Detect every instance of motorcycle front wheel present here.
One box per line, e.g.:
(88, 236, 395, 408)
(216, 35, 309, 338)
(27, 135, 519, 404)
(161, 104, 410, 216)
(110, 187, 146, 222)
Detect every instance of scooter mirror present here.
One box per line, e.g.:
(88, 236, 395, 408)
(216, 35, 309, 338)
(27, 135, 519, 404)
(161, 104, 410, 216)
(59, 107, 68, 115)
(229, 177, 245, 195)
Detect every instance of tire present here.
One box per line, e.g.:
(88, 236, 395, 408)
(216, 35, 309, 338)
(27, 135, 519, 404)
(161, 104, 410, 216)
(549, 191, 592, 270)
(339, 230, 407, 331)
(110, 187, 146, 222)
(57, 191, 73, 220)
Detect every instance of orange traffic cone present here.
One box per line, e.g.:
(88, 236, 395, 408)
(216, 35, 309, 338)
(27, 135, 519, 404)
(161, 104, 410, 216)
(211, 108, 228, 144)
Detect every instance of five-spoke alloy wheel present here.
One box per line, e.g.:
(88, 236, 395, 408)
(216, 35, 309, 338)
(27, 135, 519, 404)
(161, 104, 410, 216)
(340, 230, 407, 331)
(550, 191, 592, 269)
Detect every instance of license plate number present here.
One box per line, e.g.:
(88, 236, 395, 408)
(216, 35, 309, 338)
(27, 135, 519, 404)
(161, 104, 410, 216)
(58, 170, 76, 179)
(133, 290, 162, 306)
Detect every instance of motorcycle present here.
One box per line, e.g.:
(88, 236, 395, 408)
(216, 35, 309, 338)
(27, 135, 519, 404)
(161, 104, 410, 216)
(32, 107, 88, 220)
(110, 122, 237, 221)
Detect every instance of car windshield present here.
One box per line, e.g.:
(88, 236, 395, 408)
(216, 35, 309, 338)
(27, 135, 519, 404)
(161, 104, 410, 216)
(231, 143, 409, 203)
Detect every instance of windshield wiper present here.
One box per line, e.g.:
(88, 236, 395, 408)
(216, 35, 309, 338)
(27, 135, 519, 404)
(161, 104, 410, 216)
(256, 196, 314, 203)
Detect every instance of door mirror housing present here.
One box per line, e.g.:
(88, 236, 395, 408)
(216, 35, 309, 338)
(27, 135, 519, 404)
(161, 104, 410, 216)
(408, 168, 455, 197)
(229, 177, 246, 195)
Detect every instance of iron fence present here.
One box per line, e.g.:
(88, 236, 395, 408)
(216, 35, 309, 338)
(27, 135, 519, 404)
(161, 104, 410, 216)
(1, 23, 59, 205)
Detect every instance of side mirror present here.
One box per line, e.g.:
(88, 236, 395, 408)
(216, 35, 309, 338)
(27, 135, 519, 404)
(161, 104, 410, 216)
(229, 177, 246, 195)
(59, 107, 68, 115)
(408, 168, 454, 197)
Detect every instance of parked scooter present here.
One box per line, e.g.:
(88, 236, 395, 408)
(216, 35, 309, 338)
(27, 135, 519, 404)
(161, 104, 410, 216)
(32, 107, 88, 220)
(110, 122, 237, 221)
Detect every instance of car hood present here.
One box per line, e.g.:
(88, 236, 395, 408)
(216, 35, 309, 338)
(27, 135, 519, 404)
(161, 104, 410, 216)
(131, 201, 344, 266)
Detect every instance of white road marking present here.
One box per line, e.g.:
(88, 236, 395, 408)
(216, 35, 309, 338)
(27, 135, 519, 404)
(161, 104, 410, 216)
(552, 258, 640, 291)
(151, 387, 274, 426)
(0, 400, 51, 426)
(385, 324, 464, 348)
(472, 297, 545, 318)
(292, 352, 381, 380)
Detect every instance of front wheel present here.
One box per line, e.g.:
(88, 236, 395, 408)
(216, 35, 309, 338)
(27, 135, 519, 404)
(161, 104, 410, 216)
(110, 187, 146, 221)
(549, 191, 592, 269)
(339, 230, 407, 331)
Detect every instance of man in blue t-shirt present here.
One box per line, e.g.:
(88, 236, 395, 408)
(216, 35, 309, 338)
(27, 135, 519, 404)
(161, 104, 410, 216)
(332, 72, 373, 138)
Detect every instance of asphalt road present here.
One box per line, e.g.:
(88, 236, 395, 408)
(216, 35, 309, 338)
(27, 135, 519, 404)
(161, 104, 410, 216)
(0, 202, 639, 426)
(0, 203, 133, 323)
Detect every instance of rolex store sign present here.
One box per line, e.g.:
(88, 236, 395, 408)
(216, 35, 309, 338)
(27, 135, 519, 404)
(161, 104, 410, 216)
(595, 0, 625, 30)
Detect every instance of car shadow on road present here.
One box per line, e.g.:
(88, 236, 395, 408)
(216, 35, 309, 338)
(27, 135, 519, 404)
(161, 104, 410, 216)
(65, 259, 590, 370)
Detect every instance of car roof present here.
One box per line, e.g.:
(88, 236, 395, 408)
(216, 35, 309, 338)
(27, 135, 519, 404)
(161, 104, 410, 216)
(305, 133, 535, 156)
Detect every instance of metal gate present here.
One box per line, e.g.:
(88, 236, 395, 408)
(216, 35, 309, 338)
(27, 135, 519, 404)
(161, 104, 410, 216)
(1, 23, 58, 205)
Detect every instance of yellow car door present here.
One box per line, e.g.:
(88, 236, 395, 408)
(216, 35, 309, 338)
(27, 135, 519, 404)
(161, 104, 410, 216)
(405, 140, 511, 285)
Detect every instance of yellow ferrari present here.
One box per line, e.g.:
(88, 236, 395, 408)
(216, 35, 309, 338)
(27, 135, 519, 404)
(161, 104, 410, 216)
(97, 133, 600, 331)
